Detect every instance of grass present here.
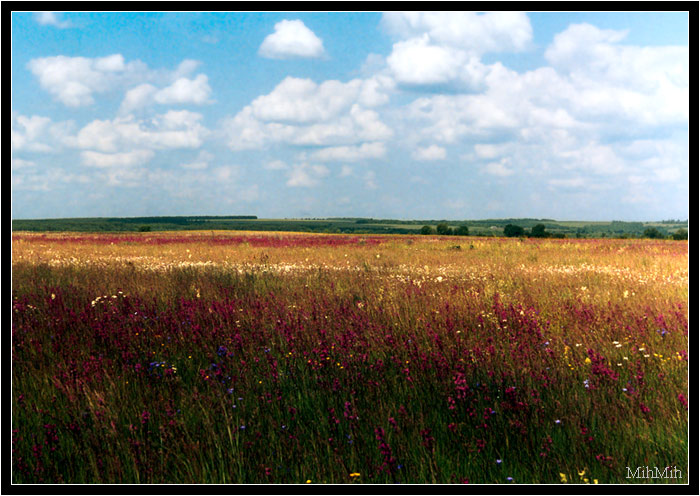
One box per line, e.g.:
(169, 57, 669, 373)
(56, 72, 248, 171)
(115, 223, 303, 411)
(11, 231, 688, 484)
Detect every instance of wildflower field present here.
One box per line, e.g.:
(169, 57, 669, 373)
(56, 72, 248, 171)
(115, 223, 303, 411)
(11, 231, 688, 484)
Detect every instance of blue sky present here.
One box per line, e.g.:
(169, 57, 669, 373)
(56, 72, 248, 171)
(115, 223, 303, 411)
(11, 11, 689, 220)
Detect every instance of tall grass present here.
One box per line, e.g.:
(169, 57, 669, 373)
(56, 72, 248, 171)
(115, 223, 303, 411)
(12, 232, 688, 483)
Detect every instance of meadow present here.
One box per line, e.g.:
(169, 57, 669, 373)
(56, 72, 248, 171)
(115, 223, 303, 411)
(11, 231, 688, 484)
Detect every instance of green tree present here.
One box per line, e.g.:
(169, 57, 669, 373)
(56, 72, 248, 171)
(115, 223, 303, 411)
(643, 227, 665, 239)
(672, 228, 688, 240)
(436, 223, 453, 235)
(420, 225, 433, 235)
(530, 223, 548, 238)
(455, 225, 470, 236)
(503, 224, 524, 237)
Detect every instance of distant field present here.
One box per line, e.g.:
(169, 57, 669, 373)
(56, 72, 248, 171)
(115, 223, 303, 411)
(11, 216, 689, 239)
(12, 231, 688, 483)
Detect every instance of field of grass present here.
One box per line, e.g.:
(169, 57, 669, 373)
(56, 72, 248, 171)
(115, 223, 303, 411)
(11, 231, 688, 484)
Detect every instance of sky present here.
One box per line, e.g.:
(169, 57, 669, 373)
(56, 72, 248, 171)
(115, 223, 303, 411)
(11, 11, 690, 221)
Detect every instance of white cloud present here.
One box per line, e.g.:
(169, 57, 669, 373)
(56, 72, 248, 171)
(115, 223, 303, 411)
(11, 158, 37, 170)
(387, 36, 470, 86)
(27, 54, 207, 108)
(382, 12, 532, 89)
(259, 19, 325, 59)
(358, 75, 396, 107)
(407, 94, 519, 144)
(34, 12, 72, 28)
(11, 114, 75, 153)
(400, 20, 688, 192)
(482, 159, 514, 177)
(223, 77, 393, 150)
(180, 150, 213, 170)
(286, 163, 329, 187)
(473, 143, 510, 160)
(544, 23, 689, 125)
(72, 111, 209, 152)
(154, 74, 212, 105)
(381, 12, 532, 54)
(212, 165, 241, 182)
(12, 168, 90, 192)
(81, 149, 155, 168)
(27, 54, 146, 107)
(558, 143, 626, 175)
(120, 84, 158, 114)
(249, 77, 360, 124)
(308, 142, 386, 162)
(120, 74, 211, 114)
(413, 144, 446, 161)
(171, 59, 202, 80)
(12, 115, 52, 152)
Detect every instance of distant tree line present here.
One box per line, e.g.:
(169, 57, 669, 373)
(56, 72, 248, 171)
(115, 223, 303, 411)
(501, 223, 561, 238)
(12, 216, 688, 240)
(420, 224, 470, 236)
(498, 223, 688, 240)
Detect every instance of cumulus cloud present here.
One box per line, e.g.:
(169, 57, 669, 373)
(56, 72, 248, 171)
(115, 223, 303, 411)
(223, 77, 393, 150)
(482, 159, 514, 177)
(11, 158, 37, 170)
(154, 74, 212, 105)
(286, 163, 329, 187)
(119, 84, 158, 114)
(27, 54, 206, 108)
(34, 12, 72, 28)
(11, 113, 75, 153)
(11, 115, 53, 152)
(259, 19, 325, 59)
(12, 168, 90, 192)
(308, 142, 386, 162)
(400, 19, 688, 190)
(381, 12, 532, 54)
(72, 111, 208, 153)
(249, 77, 360, 123)
(27, 54, 144, 107)
(81, 149, 155, 168)
(386, 35, 490, 88)
(180, 150, 213, 170)
(120, 76, 212, 114)
(382, 12, 532, 89)
(412, 144, 446, 161)
(544, 23, 688, 126)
